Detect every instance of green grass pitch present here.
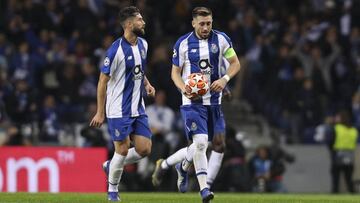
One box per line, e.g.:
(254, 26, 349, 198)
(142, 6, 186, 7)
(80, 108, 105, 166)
(0, 192, 359, 203)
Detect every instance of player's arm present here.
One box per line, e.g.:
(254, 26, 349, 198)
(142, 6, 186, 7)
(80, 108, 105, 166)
(171, 65, 198, 100)
(144, 76, 155, 97)
(90, 72, 110, 127)
(171, 64, 186, 93)
(210, 48, 241, 92)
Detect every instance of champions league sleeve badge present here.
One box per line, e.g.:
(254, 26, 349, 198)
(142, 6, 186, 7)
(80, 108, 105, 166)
(104, 57, 110, 66)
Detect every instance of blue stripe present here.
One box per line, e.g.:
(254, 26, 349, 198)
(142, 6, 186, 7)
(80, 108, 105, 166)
(209, 32, 220, 104)
(100, 38, 121, 74)
(121, 39, 135, 117)
(213, 30, 232, 48)
(137, 39, 146, 115)
(187, 33, 202, 104)
(196, 172, 207, 176)
(172, 32, 192, 67)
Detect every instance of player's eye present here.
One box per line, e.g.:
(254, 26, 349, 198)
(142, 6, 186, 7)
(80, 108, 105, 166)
(200, 22, 205, 26)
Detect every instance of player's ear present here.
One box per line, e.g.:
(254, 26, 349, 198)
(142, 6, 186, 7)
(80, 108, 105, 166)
(125, 19, 132, 29)
(192, 19, 196, 28)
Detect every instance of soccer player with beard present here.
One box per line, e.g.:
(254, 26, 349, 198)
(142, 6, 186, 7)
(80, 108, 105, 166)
(153, 7, 241, 203)
(90, 6, 155, 202)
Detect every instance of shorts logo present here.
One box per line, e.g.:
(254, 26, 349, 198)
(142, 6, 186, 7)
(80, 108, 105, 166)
(211, 43, 218, 53)
(173, 49, 177, 58)
(104, 57, 110, 66)
(191, 122, 197, 131)
(115, 129, 120, 137)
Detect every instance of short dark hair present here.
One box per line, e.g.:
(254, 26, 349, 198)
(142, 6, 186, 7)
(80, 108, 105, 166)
(119, 6, 140, 26)
(192, 7, 212, 18)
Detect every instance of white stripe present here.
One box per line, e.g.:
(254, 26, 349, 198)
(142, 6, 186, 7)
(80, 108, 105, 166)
(217, 34, 230, 55)
(217, 34, 223, 105)
(199, 39, 211, 105)
(106, 39, 125, 118)
(180, 35, 192, 105)
(131, 45, 142, 117)
(217, 34, 231, 105)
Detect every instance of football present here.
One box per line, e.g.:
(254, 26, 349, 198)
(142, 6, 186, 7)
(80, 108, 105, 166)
(184, 73, 209, 96)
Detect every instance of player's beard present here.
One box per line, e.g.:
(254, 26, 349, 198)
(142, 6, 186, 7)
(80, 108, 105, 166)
(197, 30, 210, 39)
(133, 27, 145, 37)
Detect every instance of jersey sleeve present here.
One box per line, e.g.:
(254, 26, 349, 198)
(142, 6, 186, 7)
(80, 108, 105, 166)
(172, 38, 185, 68)
(100, 39, 121, 75)
(218, 32, 235, 58)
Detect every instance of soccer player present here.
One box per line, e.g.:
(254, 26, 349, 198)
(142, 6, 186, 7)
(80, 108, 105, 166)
(152, 81, 232, 189)
(163, 6, 240, 202)
(90, 6, 155, 202)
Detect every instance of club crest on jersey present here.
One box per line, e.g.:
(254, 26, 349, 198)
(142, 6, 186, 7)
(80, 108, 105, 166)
(141, 49, 146, 60)
(104, 57, 110, 66)
(211, 43, 218, 53)
(115, 129, 120, 137)
(132, 64, 144, 80)
(191, 122, 197, 131)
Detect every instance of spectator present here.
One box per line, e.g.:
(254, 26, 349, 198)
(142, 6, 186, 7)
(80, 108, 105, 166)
(328, 110, 358, 193)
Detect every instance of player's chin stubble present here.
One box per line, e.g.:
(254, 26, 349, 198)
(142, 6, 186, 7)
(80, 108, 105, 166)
(133, 28, 145, 37)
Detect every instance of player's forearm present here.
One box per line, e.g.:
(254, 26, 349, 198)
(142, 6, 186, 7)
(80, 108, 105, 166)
(171, 66, 185, 92)
(144, 75, 150, 86)
(226, 60, 241, 79)
(224, 56, 241, 81)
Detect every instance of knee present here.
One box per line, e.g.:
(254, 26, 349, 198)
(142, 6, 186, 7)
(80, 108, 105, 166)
(212, 140, 226, 153)
(212, 136, 226, 153)
(193, 135, 208, 152)
(116, 147, 129, 156)
(135, 145, 151, 157)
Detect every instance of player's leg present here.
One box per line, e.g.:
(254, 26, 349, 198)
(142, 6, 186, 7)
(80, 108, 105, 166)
(207, 105, 226, 188)
(177, 105, 213, 202)
(152, 147, 188, 186)
(103, 117, 134, 201)
(207, 134, 225, 188)
(131, 114, 152, 160)
(192, 134, 209, 190)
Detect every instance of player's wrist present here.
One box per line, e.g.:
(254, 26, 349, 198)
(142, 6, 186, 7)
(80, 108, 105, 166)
(222, 74, 230, 82)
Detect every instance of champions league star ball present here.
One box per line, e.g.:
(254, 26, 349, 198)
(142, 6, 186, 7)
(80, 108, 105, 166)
(185, 73, 209, 97)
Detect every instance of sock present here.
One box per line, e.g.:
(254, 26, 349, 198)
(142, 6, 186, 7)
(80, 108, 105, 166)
(161, 147, 187, 169)
(124, 147, 143, 165)
(108, 152, 126, 192)
(182, 143, 195, 171)
(193, 134, 209, 191)
(207, 150, 224, 187)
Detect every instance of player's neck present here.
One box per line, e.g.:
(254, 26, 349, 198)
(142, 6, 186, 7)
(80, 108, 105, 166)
(124, 31, 138, 46)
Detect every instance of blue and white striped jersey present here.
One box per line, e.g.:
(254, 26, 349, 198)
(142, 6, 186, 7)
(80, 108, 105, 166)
(101, 37, 148, 118)
(172, 30, 233, 105)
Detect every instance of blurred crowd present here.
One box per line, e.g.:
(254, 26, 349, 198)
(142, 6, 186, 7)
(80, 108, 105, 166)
(0, 0, 359, 192)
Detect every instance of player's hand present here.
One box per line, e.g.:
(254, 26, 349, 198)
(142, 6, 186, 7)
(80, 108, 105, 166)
(210, 78, 227, 92)
(184, 91, 201, 100)
(145, 84, 155, 97)
(222, 86, 232, 102)
(181, 86, 200, 100)
(89, 113, 105, 128)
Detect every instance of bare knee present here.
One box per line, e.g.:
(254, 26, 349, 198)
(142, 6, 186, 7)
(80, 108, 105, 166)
(135, 144, 152, 157)
(132, 135, 152, 157)
(114, 140, 130, 156)
(115, 145, 129, 156)
(212, 135, 226, 153)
